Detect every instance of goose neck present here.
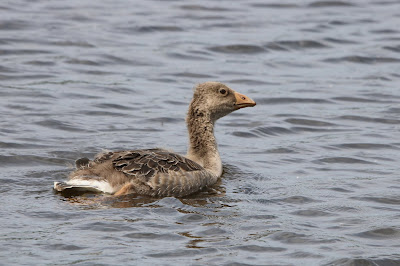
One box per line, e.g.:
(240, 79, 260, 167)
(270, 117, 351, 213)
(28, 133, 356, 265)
(186, 108, 222, 177)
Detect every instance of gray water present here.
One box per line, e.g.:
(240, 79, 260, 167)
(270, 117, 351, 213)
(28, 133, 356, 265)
(1, 0, 400, 265)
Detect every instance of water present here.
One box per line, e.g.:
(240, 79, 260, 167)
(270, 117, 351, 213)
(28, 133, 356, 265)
(1, 0, 400, 265)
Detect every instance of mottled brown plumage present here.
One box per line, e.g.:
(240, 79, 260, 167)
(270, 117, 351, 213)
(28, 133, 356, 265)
(54, 82, 256, 197)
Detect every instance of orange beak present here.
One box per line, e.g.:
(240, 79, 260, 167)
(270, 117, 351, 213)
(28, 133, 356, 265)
(234, 92, 256, 109)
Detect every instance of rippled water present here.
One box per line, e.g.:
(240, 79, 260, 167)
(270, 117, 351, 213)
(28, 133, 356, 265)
(1, 0, 400, 265)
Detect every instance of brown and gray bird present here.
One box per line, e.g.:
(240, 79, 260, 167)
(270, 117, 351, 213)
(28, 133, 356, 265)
(54, 82, 256, 197)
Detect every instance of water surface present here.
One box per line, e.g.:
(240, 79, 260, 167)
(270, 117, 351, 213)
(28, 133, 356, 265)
(1, 0, 400, 265)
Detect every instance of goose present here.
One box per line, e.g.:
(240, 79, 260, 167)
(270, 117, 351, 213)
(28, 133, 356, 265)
(54, 82, 256, 197)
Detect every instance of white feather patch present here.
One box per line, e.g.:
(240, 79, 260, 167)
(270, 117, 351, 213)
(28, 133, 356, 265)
(67, 179, 115, 194)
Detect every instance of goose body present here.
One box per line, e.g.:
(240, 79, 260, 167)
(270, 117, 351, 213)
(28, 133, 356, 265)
(54, 82, 256, 197)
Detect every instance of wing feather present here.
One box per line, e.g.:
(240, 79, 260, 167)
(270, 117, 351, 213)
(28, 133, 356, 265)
(112, 149, 203, 181)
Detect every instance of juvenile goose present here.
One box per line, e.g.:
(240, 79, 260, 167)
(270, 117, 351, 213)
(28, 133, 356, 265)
(54, 82, 256, 197)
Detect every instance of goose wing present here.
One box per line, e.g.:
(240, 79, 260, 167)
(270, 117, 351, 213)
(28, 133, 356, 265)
(109, 149, 203, 180)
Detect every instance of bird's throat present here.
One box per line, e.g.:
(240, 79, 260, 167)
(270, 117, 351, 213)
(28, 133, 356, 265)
(186, 109, 222, 177)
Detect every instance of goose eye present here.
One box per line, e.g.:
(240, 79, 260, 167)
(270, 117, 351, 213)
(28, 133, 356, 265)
(219, 88, 227, 95)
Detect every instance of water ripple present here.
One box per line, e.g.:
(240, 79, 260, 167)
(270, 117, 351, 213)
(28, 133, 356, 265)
(271, 232, 337, 244)
(333, 96, 394, 103)
(337, 115, 400, 124)
(134, 25, 184, 33)
(291, 209, 334, 217)
(384, 45, 400, 53)
(0, 155, 67, 166)
(285, 118, 336, 127)
(125, 232, 184, 241)
(266, 40, 328, 50)
(257, 97, 332, 104)
(351, 196, 400, 205)
(330, 143, 398, 150)
(324, 56, 400, 64)
(250, 3, 298, 8)
(308, 1, 355, 7)
(35, 119, 91, 132)
(313, 157, 376, 164)
(147, 248, 218, 258)
(352, 228, 400, 239)
(325, 258, 400, 266)
(179, 5, 231, 12)
(208, 45, 266, 54)
(234, 245, 286, 252)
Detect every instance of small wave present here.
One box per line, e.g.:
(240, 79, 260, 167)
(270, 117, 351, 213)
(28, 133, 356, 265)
(332, 96, 393, 103)
(170, 72, 215, 78)
(76, 70, 115, 75)
(94, 103, 134, 110)
(125, 232, 184, 241)
(252, 126, 293, 136)
(36, 119, 89, 132)
(370, 29, 398, 34)
(308, 1, 355, 7)
(136, 25, 183, 33)
(0, 74, 55, 80)
(0, 65, 15, 73)
(24, 60, 55, 66)
(178, 213, 207, 223)
(147, 248, 217, 258)
(208, 44, 266, 54)
(337, 115, 400, 124)
(61, 92, 101, 99)
(324, 55, 400, 64)
(351, 196, 400, 205)
(384, 45, 400, 53)
(102, 54, 147, 66)
(352, 227, 400, 239)
(167, 52, 209, 61)
(0, 49, 51, 56)
(231, 131, 259, 138)
(271, 231, 336, 244)
(291, 209, 333, 217)
(0, 154, 67, 166)
(324, 37, 358, 44)
(148, 117, 181, 124)
(46, 244, 86, 251)
(364, 92, 400, 100)
(325, 258, 400, 266)
(285, 118, 335, 127)
(313, 157, 376, 164)
(227, 79, 270, 85)
(257, 97, 332, 104)
(279, 196, 317, 204)
(0, 20, 30, 30)
(331, 143, 398, 150)
(385, 107, 400, 114)
(50, 40, 95, 48)
(80, 110, 127, 117)
(288, 251, 323, 259)
(291, 126, 344, 133)
(164, 100, 186, 106)
(65, 58, 101, 66)
(179, 5, 231, 11)
(266, 40, 328, 50)
(0, 141, 48, 149)
(251, 3, 298, 8)
(328, 187, 353, 193)
(234, 245, 286, 252)
(263, 148, 296, 154)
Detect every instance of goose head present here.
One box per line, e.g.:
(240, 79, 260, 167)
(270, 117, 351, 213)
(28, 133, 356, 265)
(190, 82, 256, 122)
